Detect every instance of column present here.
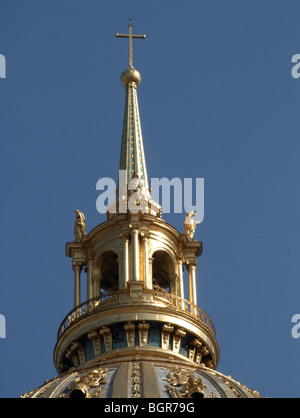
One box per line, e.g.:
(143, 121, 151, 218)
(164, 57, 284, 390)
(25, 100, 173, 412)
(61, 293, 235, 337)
(143, 235, 150, 288)
(148, 257, 154, 290)
(178, 260, 184, 300)
(131, 229, 140, 281)
(87, 258, 93, 300)
(188, 263, 197, 307)
(122, 235, 129, 289)
(73, 263, 82, 307)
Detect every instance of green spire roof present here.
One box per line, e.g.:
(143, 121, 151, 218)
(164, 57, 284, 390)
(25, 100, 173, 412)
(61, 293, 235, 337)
(119, 77, 149, 190)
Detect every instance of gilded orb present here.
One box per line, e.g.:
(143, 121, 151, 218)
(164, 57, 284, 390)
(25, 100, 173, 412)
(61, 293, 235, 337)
(121, 66, 142, 86)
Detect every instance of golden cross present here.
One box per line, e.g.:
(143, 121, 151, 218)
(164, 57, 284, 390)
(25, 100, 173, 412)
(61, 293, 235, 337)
(116, 18, 146, 68)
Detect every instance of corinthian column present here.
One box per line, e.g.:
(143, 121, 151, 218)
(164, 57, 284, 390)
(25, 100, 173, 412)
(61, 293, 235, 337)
(87, 258, 93, 300)
(131, 229, 140, 281)
(122, 235, 130, 289)
(73, 263, 82, 307)
(143, 235, 150, 288)
(177, 260, 184, 300)
(188, 263, 197, 307)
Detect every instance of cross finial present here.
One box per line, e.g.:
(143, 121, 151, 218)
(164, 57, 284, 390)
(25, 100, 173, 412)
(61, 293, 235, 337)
(116, 19, 146, 68)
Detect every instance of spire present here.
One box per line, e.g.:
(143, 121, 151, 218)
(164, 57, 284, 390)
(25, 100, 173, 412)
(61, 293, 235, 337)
(119, 70, 149, 189)
(116, 19, 148, 189)
(114, 20, 160, 217)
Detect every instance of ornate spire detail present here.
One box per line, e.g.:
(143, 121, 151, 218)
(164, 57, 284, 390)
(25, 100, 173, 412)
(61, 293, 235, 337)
(113, 20, 160, 217)
(116, 19, 148, 188)
(119, 73, 148, 189)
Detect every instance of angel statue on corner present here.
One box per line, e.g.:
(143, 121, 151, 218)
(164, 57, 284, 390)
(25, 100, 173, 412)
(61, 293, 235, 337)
(184, 211, 200, 240)
(74, 210, 87, 242)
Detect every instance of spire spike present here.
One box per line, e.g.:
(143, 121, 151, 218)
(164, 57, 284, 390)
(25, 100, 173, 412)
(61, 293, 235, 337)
(112, 21, 161, 218)
(128, 19, 133, 67)
(119, 80, 149, 190)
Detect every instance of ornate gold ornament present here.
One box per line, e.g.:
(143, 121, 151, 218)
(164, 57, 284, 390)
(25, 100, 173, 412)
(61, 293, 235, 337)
(131, 362, 142, 398)
(163, 366, 217, 399)
(124, 322, 136, 347)
(138, 321, 150, 346)
(60, 368, 109, 398)
(99, 326, 112, 352)
(162, 323, 174, 349)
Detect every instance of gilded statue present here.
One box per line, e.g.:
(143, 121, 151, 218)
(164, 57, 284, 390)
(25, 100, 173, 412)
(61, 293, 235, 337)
(74, 210, 87, 242)
(184, 211, 200, 240)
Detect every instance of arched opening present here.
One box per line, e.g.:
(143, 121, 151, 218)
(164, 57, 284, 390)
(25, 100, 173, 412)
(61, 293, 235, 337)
(99, 251, 119, 295)
(69, 389, 86, 398)
(152, 250, 176, 293)
(190, 391, 205, 399)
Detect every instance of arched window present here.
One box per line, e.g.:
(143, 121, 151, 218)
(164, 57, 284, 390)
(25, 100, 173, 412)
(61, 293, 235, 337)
(98, 251, 119, 294)
(152, 250, 176, 294)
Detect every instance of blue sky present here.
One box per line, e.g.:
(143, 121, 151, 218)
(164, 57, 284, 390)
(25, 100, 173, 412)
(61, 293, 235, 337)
(0, 0, 299, 398)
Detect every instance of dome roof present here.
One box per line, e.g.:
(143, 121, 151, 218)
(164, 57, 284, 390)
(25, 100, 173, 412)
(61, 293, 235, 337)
(21, 360, 262, 399)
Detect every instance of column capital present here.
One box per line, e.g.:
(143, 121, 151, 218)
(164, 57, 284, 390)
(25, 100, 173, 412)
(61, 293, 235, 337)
(120, 232, 130, 240)
(187, 261, 197, 270)
(72, 261, 83, 271)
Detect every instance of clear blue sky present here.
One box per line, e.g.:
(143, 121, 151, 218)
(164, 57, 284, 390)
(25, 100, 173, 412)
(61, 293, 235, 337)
(0, 0, 299, 398)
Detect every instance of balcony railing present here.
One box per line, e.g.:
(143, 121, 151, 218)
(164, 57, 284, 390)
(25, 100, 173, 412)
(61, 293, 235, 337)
(57, 288, 216, 340)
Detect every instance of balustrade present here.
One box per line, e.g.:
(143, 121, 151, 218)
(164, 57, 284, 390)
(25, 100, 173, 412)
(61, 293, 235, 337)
(57, 288, 215, 340)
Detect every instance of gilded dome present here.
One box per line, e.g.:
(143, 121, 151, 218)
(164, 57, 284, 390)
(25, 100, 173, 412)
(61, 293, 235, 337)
(20, 360, 262, 399)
